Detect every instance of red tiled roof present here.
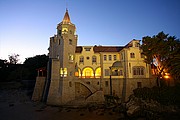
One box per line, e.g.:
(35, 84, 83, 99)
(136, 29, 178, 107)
(75, 46, 124, 53)
(93, 46, 124, 52)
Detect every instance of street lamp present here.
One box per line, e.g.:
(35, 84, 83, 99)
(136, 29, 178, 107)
(164, 73, 170, 86)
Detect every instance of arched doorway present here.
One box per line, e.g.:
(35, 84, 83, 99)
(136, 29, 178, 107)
(82, 67, 94, 78)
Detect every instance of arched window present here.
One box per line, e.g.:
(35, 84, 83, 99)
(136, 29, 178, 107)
(95, 67, 101, 78)
(130, 53, 135, 58)
(75, 68, 81, 77)
(82, 67, 94, 78)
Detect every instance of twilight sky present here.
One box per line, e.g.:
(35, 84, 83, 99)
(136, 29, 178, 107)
(0, 0, 180, 63)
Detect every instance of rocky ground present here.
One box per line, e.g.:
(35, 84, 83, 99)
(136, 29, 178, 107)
(125, 95, 180, 120)
(0, 82, 180, 120)
(0, 89, 122, 120)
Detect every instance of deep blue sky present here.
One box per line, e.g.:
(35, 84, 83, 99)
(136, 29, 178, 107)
(0, 0, 180, 63)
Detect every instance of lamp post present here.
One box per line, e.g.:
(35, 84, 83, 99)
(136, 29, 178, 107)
(164, 73, 170, 87)
(109, 66, 112, 96)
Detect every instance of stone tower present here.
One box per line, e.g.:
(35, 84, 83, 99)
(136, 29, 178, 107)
(46, 9, 78, 105)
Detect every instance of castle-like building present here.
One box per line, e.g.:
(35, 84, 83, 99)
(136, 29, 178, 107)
(32, 9, 156, 106)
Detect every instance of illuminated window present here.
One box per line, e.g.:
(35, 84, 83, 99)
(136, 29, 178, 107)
(95, 67, 101, 78)
(82, 67, 94, 78)
(104, 55, 107, 61)
(68, 53, 74, 62)
(75, 71, 79, 77)
(60, 68, 67, 77)
(75, 68, 81, 77)
(130, 53, 135, 58)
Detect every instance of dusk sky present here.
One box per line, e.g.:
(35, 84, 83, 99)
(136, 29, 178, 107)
(0, 0, 180, 63)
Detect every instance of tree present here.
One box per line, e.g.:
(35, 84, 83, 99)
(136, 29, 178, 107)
(8, 54, 20, 64)
(141, 31, 180, 85)
(23, 54, 48, 80)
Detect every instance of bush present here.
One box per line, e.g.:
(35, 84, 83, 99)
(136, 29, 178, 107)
(133, 84, 180, 107)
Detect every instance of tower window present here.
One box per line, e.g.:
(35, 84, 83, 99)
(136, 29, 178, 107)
(60, 68, 67, 77)
(130, 53, 135, 58)
(68, 53, 74, 62)
(70, 30, 72, 34)
(69, 39, 72, 45)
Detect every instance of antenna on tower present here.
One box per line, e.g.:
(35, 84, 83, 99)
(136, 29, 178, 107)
(66, 0, 68, 11)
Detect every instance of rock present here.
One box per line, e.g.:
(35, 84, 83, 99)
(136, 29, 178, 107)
(126, 105, 141, 116)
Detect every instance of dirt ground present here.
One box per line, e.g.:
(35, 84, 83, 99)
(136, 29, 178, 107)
(0, 89, 122, 120)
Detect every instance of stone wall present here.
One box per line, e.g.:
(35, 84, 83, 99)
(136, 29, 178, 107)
(31, 77, 46, 101)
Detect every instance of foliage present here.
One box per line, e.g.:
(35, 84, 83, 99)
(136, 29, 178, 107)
(141, 31, 180, 82)
(0, 54, 48, 82)
(133, 85, 180, 107)
(0, 61, 23, 82)
(23, 54, 48, 80)
(8, 53, 20, 64)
